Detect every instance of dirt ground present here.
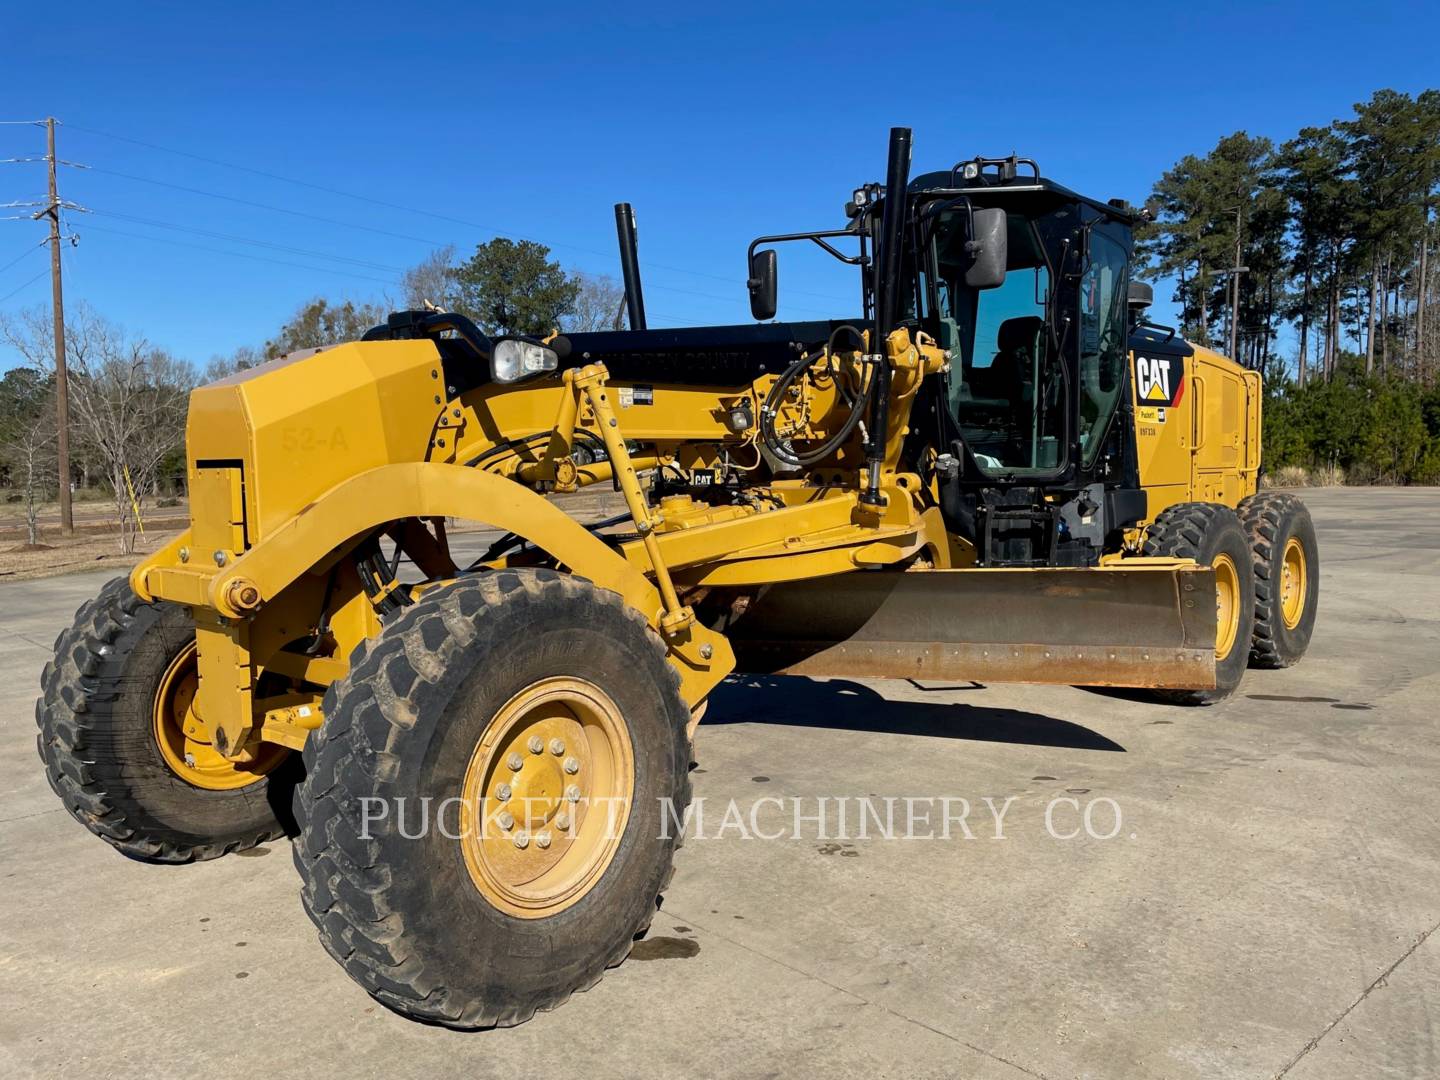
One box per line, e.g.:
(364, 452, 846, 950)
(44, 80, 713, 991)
(0, 534, 175, 582)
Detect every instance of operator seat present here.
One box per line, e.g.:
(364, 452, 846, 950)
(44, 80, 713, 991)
(992, 315, 1044, 409)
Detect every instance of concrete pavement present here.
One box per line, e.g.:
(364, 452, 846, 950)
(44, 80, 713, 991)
(1, 487, 1436, 1079)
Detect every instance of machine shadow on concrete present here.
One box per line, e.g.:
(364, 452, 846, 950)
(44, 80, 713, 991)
(707, 675, 1127, 752)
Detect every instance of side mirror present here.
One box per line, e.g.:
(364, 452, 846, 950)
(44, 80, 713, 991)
(748, 249, 778, 321)
(965, 207, 1008, 290)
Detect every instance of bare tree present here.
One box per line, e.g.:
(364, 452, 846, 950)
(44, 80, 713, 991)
(402, 246, 458, 310)
(3, 304, 195, 553)
(564, 272, 626, 332)
(264, 297, 388, 359)
(204, 343, 262, 383)
(0, 369, 57, 546)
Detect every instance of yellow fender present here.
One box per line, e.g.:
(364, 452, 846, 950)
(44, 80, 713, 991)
(134, 462, 731, 706)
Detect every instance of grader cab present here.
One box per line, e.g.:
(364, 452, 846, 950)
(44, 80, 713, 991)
(38, 128, 1317, 1028)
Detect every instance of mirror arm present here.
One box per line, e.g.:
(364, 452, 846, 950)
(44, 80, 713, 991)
(746, 229, 865, 268)
(808, 235, 867, 266)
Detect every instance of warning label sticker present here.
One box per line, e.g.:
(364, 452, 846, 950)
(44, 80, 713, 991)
(618, 385, 654, 408)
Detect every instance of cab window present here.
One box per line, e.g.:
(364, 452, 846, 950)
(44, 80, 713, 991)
(1077, 226, 1129, 464)
(933, 209, 1065, 476)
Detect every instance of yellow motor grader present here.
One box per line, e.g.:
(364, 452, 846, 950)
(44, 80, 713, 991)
(38, 128, 1317, 1028)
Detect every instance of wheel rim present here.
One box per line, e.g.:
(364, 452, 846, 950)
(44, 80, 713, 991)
(1279, 537, 1307, 630)
(459, 677, 635, 919)
(1213, 553, 1241, 662)
(152, 641, 285, 790)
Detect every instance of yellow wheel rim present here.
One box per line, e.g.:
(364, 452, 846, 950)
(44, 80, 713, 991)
(1213, 553, 1242, 662)
(152, 641, 284, 790)
(459, 677, 634, 919)
(1279, 537, 1307, 630)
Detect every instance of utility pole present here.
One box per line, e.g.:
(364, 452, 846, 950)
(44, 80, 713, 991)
(42, 117, 72, 534)
(1216, 265, 1249, 361)
(1228, 204, 1244, 363)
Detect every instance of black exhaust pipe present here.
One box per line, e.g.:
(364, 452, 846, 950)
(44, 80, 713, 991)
(614, 202, 647, 331)
(873, 127, 912, 343)
(861, 126, 913, 506)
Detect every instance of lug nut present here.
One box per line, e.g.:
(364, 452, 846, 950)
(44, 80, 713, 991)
(563, 757, 580, 774)
(556, 812, 571, 831)
(495, 783, 512, 801)
(565, 785, 581, 803)
(528, 735, 545, 754)
(535, 832, 552, 850)
(513, 830, 530, 850)
(497, 811, 515, 831)
(183, 752, 196, 768)
(507, 753, 524, 771)
(550, 738, 565, 755)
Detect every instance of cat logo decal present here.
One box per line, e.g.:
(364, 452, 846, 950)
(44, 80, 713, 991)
(1135, 355, 1185, 409)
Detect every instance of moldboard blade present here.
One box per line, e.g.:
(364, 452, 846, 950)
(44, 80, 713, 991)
(728, 565, 1216, 690)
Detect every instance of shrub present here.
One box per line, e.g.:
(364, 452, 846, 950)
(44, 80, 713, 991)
(1262, 359, 1438, 485)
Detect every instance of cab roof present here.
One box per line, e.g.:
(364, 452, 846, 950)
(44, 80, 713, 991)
(907, 169, 1138, 225)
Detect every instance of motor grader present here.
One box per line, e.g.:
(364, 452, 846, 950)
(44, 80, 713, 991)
(38, 127, 1317, 1028)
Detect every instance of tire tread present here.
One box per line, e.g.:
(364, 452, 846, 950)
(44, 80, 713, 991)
(36, 577, 283, 863)
(292, 570, 691, 1029)
(1141, 502, 1254, 705)
(1238, 491, 1314, 668)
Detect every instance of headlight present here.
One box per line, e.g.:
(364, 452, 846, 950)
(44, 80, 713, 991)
(491, 338, 559, 383)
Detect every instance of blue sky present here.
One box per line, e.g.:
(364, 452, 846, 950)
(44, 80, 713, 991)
(2, 1, 1436, 373)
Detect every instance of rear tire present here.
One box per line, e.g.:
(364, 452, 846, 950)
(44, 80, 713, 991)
(37, 576, 295, 862)
(1142, 503, 1255, 705)
(293, 569, 691, 1029)
(1238, 491, 1319, 668)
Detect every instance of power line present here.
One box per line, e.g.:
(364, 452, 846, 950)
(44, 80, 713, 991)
(80, 165, 451, 249)
(66, 123, 545, 237)
(14, 121, 855, 329)
(88, 209, 409, 274)
(81, 166, 843, 313)
(80, 223, 404, 288)
(64, 122, 857, 306)
(82, 193, 839, 314)
(58, 209, 81, 295)
(89, 168, 784, 306)
(0, 242, 44, 277)
(79, 222, 713, 326)
(0, 267, 48, 304)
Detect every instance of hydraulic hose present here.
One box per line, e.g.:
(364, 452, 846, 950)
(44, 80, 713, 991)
(759, 325, 873, 469)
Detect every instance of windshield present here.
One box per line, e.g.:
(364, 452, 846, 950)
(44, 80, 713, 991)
(931, 207, 1069, 476)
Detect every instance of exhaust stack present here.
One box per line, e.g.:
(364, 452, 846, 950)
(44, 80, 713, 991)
(613, 202, 647, 331)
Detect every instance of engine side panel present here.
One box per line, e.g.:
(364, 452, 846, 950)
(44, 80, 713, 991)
(1130, 340, 1260, 525)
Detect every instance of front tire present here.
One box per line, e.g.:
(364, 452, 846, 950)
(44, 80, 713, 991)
(1239, 491, 1319, 668)
(37, 576, 294, 862)
(293, 570, 691, 1028)
(1142, 503, 1256, 705)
